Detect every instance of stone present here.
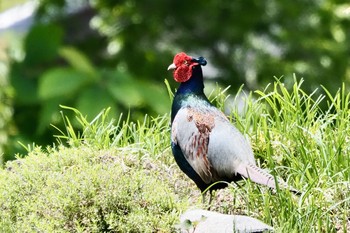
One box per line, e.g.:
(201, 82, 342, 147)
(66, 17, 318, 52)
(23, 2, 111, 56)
(179, 209, 273, 233)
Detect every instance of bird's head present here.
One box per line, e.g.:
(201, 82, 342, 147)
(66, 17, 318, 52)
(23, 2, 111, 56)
(168, 52, 207, 83)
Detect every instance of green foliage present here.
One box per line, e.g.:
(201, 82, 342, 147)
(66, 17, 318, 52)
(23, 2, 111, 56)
(24, 24, 63, 65)
(6, 0, 350, 158)
(0, 49, 14, 164)
(39, 68, 91, 99)
(59, 46, 98, 77)
(89, 0, 350, 91)
(9, 38, 170, 158)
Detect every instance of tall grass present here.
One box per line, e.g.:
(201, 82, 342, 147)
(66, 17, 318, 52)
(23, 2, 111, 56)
(53, 78, 349, 232)
(216, 78, 350, 232)
(1, 79, 349, 232)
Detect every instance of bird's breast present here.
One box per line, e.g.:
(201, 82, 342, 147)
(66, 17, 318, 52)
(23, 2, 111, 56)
(172, 105, 256, 182)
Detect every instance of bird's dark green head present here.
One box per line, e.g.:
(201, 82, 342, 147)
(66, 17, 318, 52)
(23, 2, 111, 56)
(167, 52, 207, 83)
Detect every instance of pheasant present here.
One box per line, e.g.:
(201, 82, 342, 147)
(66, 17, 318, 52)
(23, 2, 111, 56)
(168, 52, 300, 201)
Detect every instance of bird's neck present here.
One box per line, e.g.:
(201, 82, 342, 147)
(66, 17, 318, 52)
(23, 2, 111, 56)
(176, 66, 205, 95)
(171, 66, 209, 122)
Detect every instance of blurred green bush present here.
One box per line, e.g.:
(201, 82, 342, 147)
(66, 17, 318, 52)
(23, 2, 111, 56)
(4, 0, 350, 161)
(0, 49, 14, 163)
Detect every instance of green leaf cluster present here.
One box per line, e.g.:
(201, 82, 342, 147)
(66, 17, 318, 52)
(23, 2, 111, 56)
(6, 0, 350, 159)
(8, 23, 170, 159)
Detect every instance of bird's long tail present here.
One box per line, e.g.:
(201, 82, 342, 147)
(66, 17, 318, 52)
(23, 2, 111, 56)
(235, 163, 301, 195)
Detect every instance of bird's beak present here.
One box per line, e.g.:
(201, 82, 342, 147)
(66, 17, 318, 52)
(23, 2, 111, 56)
(167, 63, 176, 71)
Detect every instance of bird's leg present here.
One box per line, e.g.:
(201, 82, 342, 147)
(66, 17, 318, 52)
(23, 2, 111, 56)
(201, 190, 214, 210)
(208, 190, 213, 206)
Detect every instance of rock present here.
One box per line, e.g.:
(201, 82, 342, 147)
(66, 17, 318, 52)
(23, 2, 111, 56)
(179, 209, 273, 233)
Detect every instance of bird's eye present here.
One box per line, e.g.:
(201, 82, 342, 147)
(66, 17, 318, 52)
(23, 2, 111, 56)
(183, 60, 188, 66)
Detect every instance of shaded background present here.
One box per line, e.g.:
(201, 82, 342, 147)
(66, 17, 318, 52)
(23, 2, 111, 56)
(0, 0, 350, 162)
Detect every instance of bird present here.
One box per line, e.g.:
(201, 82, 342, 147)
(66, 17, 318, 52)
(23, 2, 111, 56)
(168, 52, 300, 202)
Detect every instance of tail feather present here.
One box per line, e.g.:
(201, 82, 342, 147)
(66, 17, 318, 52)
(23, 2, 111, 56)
(235, 163, 301, 195)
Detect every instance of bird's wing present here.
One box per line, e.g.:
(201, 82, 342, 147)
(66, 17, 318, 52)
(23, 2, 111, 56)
(171, 107, 215, 184)
(205, 110, 257, 179)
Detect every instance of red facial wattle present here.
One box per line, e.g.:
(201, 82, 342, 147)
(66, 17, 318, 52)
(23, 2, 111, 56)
(168, 52, 207, 83)
(171, 52, 198, 83)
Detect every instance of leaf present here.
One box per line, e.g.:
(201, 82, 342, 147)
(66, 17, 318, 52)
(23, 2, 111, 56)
(76, 86, 117, 121)
(106, 71, 143, 107)
(39, 68, 90, 100)
(176, 219, 193, 231)
(37, 98, 62, 134)
(59, 46, 98, 79)
(24, 24, 63, 65)
(138, 80, 170, 114)
(11, 70, 39, 104)
(106, 69, 169, 113)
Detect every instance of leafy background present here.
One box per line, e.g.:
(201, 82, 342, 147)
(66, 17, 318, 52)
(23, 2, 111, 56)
(1, 0, 350, 161)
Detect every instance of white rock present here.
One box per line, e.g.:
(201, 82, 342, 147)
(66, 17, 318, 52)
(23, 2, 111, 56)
(179, 209, 273, 233)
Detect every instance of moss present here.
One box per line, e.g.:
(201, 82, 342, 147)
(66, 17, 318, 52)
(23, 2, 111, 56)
(0, 146, 183, 232)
